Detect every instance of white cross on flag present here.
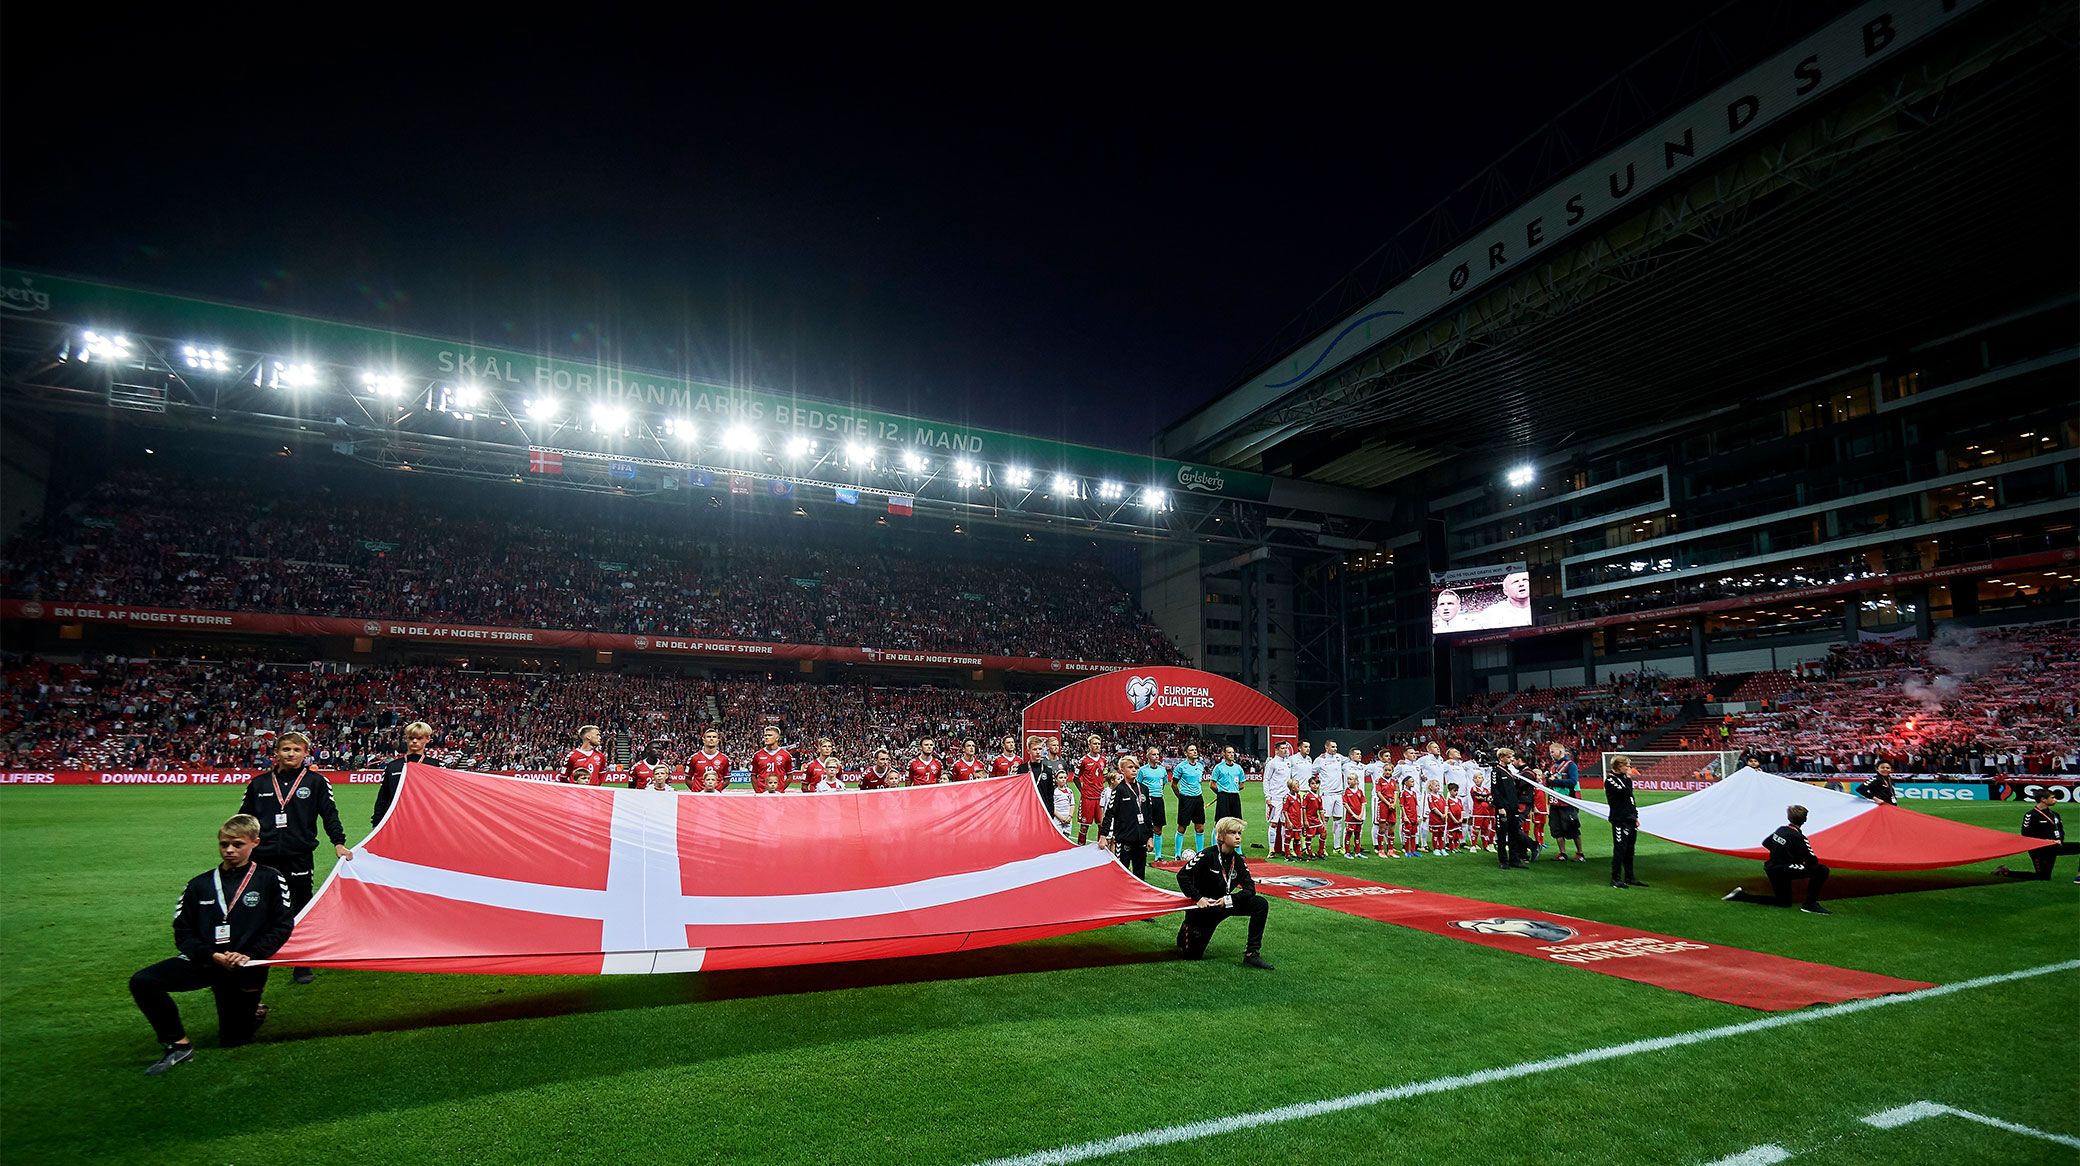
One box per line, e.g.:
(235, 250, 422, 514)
(270, 764, 1185, 974)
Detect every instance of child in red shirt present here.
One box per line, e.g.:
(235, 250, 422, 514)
(1279, 778, 1306, 857)
(1301, 777, 1327, 859)
(1342, 784, 1368, 857)
(1426, 778, 1449, 855)
(1445, 783, 1469, 852)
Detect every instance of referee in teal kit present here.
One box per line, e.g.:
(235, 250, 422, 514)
(1171, 743, 1208, 857)
(1211, 746, 1246, 832)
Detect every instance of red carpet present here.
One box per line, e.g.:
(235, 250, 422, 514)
(1246, 863, 1933, 1011)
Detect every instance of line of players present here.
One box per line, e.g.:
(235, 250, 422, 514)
(1259, 739, 1583, 861)
(558, 725, 1030, 792)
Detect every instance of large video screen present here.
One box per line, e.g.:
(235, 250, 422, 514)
(1431, 562, 1533, 634)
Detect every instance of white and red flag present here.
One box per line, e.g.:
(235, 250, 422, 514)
(270, 763, 1183, 974)
(1550, 766, 2054, 871)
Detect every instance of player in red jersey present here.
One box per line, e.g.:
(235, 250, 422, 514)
(562, 725, 606, 786)
(1073, 734, 1109, 844)
(1376, 773, 1401, 857)
(1342, 782, 1368, 857)
(803, 738, 844, 792)
(1426, 778, 1450, 855)
(990, 735, 1019, 778)
(907, 738, 945, 786)
(950, 739, 983, 782)
(750, 725, 793, 792)
(1300, 777, 1327, 859)
(687, 728, 731, 793)
(1399, 777, 1424, 855)
(859, 749, 898, 790)
(1530, 781, 1550, 850)
(1470, 767, 1495, 851)
(629, 746, 664, 791)
(1274, 778, 1302, 857)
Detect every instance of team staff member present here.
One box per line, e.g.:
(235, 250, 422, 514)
(237, 732, 350, 985)
(1135, 747, 1170, 861)
(129, 815, 297, 1074)
(1101, 755, 1156, 879)
(1171, 744, 1208, 858)
(1211, 746, 1245, 828)
(1995, 790, 2080, 881)
(1490, 748, 1532, 869)
(1175, 817, 1274, 968)
(1855, 761, 1898, 805)
(371, 721, 433, 827)
(1723, 805, 1830, 913)
(1605, 753, 1644, 889)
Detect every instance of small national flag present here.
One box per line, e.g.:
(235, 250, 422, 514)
(833, 487, 859, 506)
(730, 475, 753, 495)
(528, 449, 563, 475)
(766, 479, 794, 499)
(608, 462, 638, 482)
(887, 493, 914, 517)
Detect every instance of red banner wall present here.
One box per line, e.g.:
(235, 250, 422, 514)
(0, 600, 1129, 676)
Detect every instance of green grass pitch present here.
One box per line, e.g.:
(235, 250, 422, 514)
(2, 787, 2074, 1164)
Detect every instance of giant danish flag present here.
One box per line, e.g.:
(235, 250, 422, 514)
(269, 763, 1184, 974)
(1549, 766, 2054, 871)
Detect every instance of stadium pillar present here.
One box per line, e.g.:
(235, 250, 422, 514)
(1841, 596, 1859, 643)
(1912, 584, 1935, 638)
(1690, 616, 1708, 679)
(1581, 631, 1596, 677)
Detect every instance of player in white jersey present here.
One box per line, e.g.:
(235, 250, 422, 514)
(1442, 748, 1471, 804)
(1360, 749, 1388, 853)
(1417, 741, 1447, 792)
(1262, 742, 1299, 854)
(1314, 740, 1354, 856)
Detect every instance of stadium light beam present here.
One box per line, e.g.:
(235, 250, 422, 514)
(1505, 464, 1536, 488)
(784, 435, 812, 459)
(844, 441, 873, 467)
(590, 402, 631, 431)
(453, 383, 485, 408)
(722, 424, 758, 453)
(903, 449, 928, 473)
(525, 396, 561, 420)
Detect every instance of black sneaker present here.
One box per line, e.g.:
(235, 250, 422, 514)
(1723, 887, 1748, 902)
(145, 1043, 195, 1076)
(1800, 903, 1832, 915)
(1241, 952, 1275, 970)
(1626, 880, 1649, 888)
(252, 1004, 270, 1033)
(293, 968, 315, 985)
(1610, 881, 1629, 889)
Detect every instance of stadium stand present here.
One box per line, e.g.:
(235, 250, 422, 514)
(0, 470, 1187, 666)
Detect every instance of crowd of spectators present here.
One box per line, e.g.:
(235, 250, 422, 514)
(1422, 669, 1710, 768)
(0, 471, 1188, 666)
(0, 653, 1031, 773)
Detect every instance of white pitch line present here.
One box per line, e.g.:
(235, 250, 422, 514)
(1862, 1101, 2080, 1148)
(1702, 1145, 1791, 1166)
(971, 960, 2080, 1166)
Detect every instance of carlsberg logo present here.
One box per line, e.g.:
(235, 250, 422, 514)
(1177, 465, 1226, 493)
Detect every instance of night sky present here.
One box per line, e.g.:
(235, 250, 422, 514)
(3, 7, 1698, 450)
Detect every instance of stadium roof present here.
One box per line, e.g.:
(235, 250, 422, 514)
(1159, 0, 2079, 490)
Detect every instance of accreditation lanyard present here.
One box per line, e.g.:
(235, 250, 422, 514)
(270, 768, 306, 829)
(212, 863, 258, 945)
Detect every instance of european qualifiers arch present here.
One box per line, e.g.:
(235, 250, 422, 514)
(1022, 667, 1299, 760)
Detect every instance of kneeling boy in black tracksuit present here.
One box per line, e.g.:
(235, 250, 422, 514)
(1175, 817, 1274, 969)
(129, 815, 297, 1075)
(1723, 804, 1831, 914)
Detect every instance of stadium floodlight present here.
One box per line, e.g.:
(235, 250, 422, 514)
(1097, 480, 1123, 500)
(453, 383, 485, 408)
(1005, 466, 1032, 488)
(1142, 487, 1168, 510)
(1505, 464, 1536, 488)
(722, 424, 758, 453)
(662, 417, 696, 441)
(784, 435, 812, 459)
(270, 361, 319, 389)
(524, 396, 561, 420)
(79, 330, 133, 363)
(1052, 473, 1078, 496)
(181, 344, 233, 373)
(844, 440, 873, 467)
(590, 402, 631, 430)
(903, 449, 928, 473)
(954, 458, 977, 486)
(362, 371, 405, 397)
